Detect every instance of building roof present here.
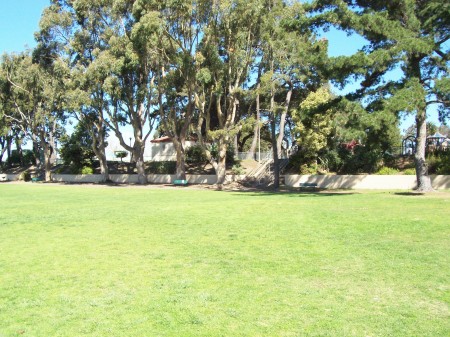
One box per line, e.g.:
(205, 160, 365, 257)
(428, 132, 446, 139)
(150, 136, 172, 143)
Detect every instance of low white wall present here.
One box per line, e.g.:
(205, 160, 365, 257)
(285, 174, 450, 190)
(50, 174, 243, 185)
(110, 174, 140, 184)
(148, 174, 176, 184)
(0, 174, 20, 181)
(52, 174, 105, 183)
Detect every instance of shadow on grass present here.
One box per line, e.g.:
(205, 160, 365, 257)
(221, 188, 357, 197)
(394, 192, 427, 196)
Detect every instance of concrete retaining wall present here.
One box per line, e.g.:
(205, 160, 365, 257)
(0, 174, 20, 181)
(51, 174, 244, 185)
(285, 174, 450, 190)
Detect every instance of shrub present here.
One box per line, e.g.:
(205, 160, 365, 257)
(319, 150, 342, 173)
(186, 145, 208, 164)
(147, 161, 176, 174)
(81, 166, 94, 175)
(299, 163, 319, 174)
(8, 149, 35, 167)
(376, 166, 400, 175)
(231, 164, 245, 175)
(59, 121, 96, 171)
(339, 147, 383, 174)
(403, 168, 416, 175)
(20, 171, 31, 182)
(427, 151, 450, 174)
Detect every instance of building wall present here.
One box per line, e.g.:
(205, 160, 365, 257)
(149, 141, 197, 161)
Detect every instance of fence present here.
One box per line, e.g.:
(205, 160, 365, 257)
(236, 152, 273, 161)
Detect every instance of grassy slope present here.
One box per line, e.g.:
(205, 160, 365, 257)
(0, 184, 448, 337)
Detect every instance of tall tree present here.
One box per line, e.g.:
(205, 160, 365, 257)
(133, 0, 211, 180)
(38, 0, 113, 182)
(309, 0, 450, 191)
(194, 0, 264, 186)
(1, 52, 65, 181)
(258, 1, 328, 188)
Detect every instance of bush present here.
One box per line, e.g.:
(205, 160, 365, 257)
(231, 164, 245, 175)
(427, 151, 450, 174)
(20, 171, 31, 182)
(8, 149, 35, 166)
(147, 161, 176, 174)
(403, 168, 416, 175)
(299, 163, 319, 174)
(376, 166, 400, 175)
(319, 150, 342, 173)
(59, 121, 96, 171)
(186, 145, 208, 164)
(81, 166, 94, 175)
(339, 147, 383, 174)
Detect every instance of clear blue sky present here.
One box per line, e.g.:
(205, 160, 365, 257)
(0, 0, 49, 54)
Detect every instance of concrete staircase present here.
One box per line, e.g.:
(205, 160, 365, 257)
(241, 158, 290, 187)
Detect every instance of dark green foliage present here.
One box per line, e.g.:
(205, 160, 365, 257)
(209, 144, 236, 166)
(339, 147, 383, 174)
(319, 149, 342, 173)
(147, 161, 176, 174)
(186, 145, 208, 164)
(8, 150, 35, 167)
(427, 151, 450, 174)
(59, 122, 95, 173)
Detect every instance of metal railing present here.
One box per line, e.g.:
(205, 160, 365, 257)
(235, 152, 273, 161)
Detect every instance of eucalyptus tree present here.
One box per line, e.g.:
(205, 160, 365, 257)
(190, 0, 265, 186)
(38, 0, 114, 181)
(308, 0, 450, 191)
(132, 0, 211, 180)
(0, 52, 65, 181)
(100, 0, 161, 184)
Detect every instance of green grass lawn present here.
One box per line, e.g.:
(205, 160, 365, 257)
(0, 184, 449, 337)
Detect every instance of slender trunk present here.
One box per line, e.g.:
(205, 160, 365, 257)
(15, 137, 24, 166)
(414, 109, 433, 192)
(271, 115, 280, 190)
(41, 136, 53, 182)
(249, 82, 261, 157)
(32, 136, 41, 170)
(6, 138, 12, 168)
(277, 88, 292, 158)
(44, 149, 52, 182)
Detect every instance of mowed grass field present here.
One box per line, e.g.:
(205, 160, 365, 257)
(0, 183, 449, 337)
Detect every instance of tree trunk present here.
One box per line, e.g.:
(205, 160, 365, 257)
(276, 88, 292, 158)
(216, 141, 227, 186)
(271, 114, 280, 190)
(32, 137, 41, 170)
(15, 137, 24, 166)
(414, 110, 434, 192)
(91, 124, 109, 183)
(134, 151, 147, 185)
(173, 139, 187, 181)
(41, 141, 53, 182)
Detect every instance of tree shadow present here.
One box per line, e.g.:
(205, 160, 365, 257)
(394, 192, 427, 196)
